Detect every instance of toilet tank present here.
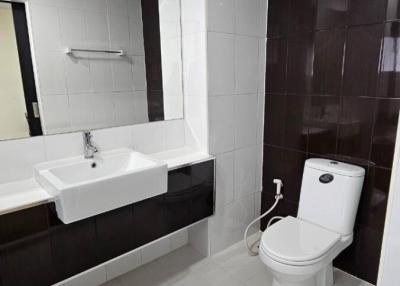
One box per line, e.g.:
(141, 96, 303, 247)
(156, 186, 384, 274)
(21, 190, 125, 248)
(297, 159, 365, 236)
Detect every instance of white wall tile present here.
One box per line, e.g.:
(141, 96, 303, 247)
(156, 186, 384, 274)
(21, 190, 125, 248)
(109, 13, 130, 51)
(133, 91, 150, 124)
(235, 0, 260, 37)
(91, 94, 116, 128)
(35, 51, 66, 96)
(182, 33, 207, 96)
(127, 0, 142, 21)
(132, 56, 147, 91)
(114, 92, 136, 125)
(234, 146, 257, 199)
(258, 38, 266, 93)
(64, 265, 107, 286)
(181, 0, 206, 35)
(85, 12, 109, 49)
(111, 57, 134, 92)
(164, 120, 185, 150)
(59, 9, 87, 47)
(41, 95, 70, 134)
(234, 94, 257, 149)
(141, 236, 171, 264)
(92, 125, 133, 151)
(170, 229, 189, 251)
(106, 250, 141, 281)
(65, 55, 92, 94)
(207, 0, 235, 33)
(216, 152, 234, 207)
(209, 96, 234, 155)
(0, 137, 46, 184)
(209, 194, 255, 254)
(235, 36, 259, 94)
(132, 122, 165, 154)
(29, 5, 61, 51)
(89, 55, 113, 93)
(129, 15, 145, 56)
(207, 32, 235, 96)
(44, 132, 82, 161)
(108, 0, 129, 16)
(69, 94, 95, 130)
(184, 96, 208, 152)
(255, 144, 263, 192)
(85, 0, 108, 13)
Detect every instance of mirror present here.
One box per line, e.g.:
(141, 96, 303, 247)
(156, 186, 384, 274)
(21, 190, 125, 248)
(0, 0, 183, 141)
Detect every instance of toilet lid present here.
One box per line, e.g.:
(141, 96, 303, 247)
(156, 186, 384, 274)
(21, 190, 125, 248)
(261, 216, 340, 263)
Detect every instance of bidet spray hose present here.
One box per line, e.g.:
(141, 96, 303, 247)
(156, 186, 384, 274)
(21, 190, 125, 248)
(244, 179, 284, 256)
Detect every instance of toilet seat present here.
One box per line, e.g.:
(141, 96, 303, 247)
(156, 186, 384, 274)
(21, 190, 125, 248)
(260, 216, 341, 266)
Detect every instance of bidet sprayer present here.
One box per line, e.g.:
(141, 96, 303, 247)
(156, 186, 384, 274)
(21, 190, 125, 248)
(273, 179, 283, 198)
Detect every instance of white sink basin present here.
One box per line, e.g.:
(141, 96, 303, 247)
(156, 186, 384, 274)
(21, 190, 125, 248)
(35, 149, 167, 224)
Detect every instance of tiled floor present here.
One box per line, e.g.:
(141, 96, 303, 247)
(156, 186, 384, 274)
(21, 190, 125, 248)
(102, 241, 373, 286)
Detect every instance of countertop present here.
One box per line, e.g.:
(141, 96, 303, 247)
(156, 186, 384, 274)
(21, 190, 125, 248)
(0, 147, 214, 216)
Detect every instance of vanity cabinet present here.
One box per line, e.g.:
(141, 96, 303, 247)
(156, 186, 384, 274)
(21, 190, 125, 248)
(0, 159, 215, 286)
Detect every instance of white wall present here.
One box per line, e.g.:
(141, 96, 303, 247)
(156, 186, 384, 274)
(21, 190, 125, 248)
(27, 0, 149, 134)
(206, 0, 267, 254)
(378, 114, 400, 286)
(0, 3, 30, 140)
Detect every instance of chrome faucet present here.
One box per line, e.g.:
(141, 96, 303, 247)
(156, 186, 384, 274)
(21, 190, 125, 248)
(83, 131, 98, 159)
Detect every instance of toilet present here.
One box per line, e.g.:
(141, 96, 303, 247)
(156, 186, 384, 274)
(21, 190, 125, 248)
(259, 158, 365, 286)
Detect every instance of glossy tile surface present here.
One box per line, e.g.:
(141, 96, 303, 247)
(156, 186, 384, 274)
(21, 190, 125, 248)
(263, 0, 397, 283)
(101, 239, 373, 286)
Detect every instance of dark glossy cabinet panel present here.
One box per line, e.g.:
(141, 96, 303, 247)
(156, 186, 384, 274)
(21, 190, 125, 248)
(0, 234, 54, 286)
(378, 22, 400, 98)
(316, 0, 348, 29)
(287, 33, 314, 95)
(265, 38, 287, 94)
(348, 0, 386, 25)
(313, 30, 345, 97)
(288, 0, 316, 33)
(49, 215, 99, 282)
(0, 159, 215, 286)
(342, 25, 383, 98)
(133, 196, 167, 246)
(0, 204, 48, 245)
(267, 0, 289, 37)
(96, 206, 136, 263)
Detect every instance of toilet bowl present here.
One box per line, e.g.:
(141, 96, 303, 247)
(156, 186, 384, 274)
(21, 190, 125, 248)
(257, 159, 365, 286)
(259, 216, 352, 286)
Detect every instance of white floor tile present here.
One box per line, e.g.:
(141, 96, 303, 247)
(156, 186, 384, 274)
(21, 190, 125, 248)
(101, 240, 373, 286)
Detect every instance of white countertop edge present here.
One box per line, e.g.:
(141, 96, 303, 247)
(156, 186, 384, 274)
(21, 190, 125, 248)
(0, 146, 214, 216)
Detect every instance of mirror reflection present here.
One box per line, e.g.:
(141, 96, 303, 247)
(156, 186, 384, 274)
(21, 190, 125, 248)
(0, 0, 183, 141)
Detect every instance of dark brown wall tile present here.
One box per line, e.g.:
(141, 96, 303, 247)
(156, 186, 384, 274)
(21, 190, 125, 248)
(378, 22, 400, 99)
(348, 0, 386, 25)
(316, 0, 348, 29)
(287, 33, 314, 95)
(307, 96, 340, 155)
(266, 38, 287, 94)
(337, 97, 376, 161)
(264, 94, 286, 146)
(356, 167, 390, 235)
(313, 30, 345, 97)
(283, 95, 308, 151)
(267, 0, 289, 37)
(371, 99, 400, 168)
(343, 24, 383, 98)
(282, 150, 307, 203)
(387, 0, 400, 20)
(263, 145, 285, 193)
(288, 0, 317, 33)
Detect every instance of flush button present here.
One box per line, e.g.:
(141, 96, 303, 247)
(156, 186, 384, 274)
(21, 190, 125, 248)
(319, 174, 334, 184)
(330, 161, 339, 165)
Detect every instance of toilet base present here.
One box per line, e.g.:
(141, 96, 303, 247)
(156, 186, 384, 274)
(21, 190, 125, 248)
(271, 263, 333, 286)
